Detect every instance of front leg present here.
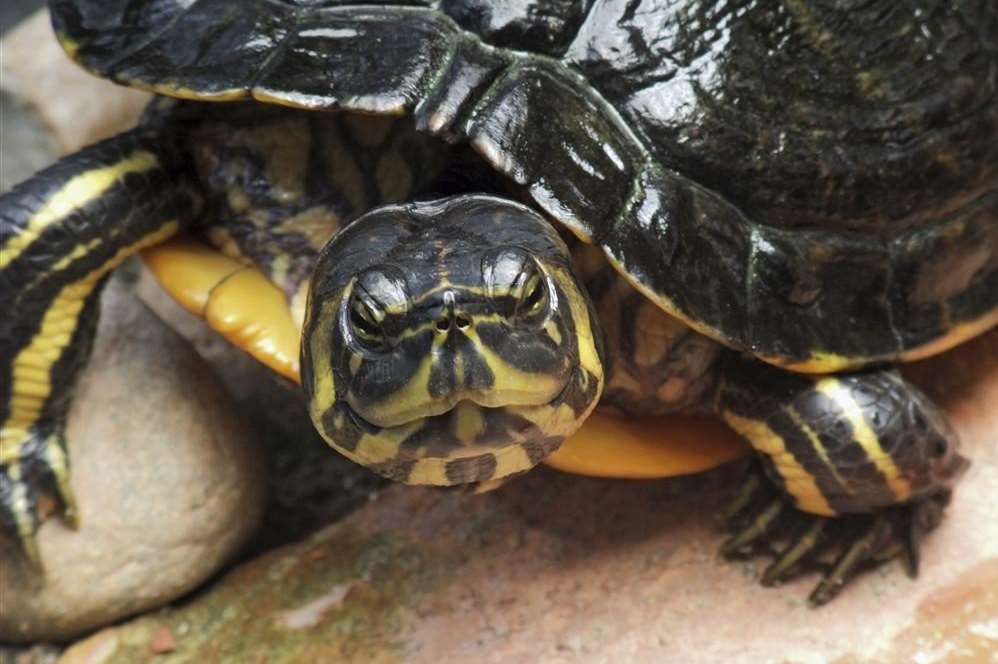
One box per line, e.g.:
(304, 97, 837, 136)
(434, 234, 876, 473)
(717, 357, 968, 605)
(0, 129, 198, 568)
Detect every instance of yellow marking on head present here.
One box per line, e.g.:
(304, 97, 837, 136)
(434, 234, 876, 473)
(493, 445, 533, 479)
(453, 347, 467, 387)
(2, 222, 179, 460)
(544, 319, 562, 346)
(307, 299, 340, 416)
(407, 458, 450, 485)
(332, 419, 423, 468)
(404, 442, 544, 486)
(453, 401, 486, 446)
(816, 379, 912, 502)
(0, 151, 159, 269)
(722, 410, 836, 516)
(349, 335, 439, 426)
(468, 329, 568, 405)
(552, 267, 603, 383)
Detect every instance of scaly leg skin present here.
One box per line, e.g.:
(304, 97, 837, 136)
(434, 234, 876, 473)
(720, 463, 953, 605)
(0, 128, 197, 570)
(717, 356, 969, 605)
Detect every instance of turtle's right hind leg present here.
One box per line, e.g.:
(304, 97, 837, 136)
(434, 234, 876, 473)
(0, 128, 199, 569)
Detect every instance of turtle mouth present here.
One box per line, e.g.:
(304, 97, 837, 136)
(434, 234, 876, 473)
(346, 374, 574, 431)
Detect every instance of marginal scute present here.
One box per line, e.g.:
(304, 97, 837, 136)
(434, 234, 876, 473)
(441, 0, 587, 56)
(747, 225, 893, 362)
(413, 36, 506, 138)
(254, 9, 455, 113)
(890, 192, 998, 350)
(465, 63, 636, 242)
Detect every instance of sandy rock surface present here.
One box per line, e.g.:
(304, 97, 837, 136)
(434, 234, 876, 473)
(56, 330, 998, 663)
(0, 281, 267, 643)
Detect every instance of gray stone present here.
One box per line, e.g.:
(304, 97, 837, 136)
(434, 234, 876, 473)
(0, 281, 267, 643)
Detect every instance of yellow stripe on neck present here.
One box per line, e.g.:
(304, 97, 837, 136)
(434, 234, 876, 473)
(1, 151, 159, 270)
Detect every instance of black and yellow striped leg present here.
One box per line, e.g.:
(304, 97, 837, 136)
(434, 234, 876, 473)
(0, 128, 198, 569)
(716, 356, 969, 604)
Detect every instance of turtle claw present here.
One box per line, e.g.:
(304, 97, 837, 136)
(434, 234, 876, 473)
(720, 466, 954, 605)
(0, 426, 78, 573)
(720, 498, 785, 557)
(807, 515, 892, 606)
(761, 518, 826, 587)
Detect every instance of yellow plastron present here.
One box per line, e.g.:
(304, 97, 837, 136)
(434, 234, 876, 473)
(142, 236, 749, 478)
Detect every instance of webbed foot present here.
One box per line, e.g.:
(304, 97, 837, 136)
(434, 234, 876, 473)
(720, 465, 952, 606)
(0, 425, 78, 571)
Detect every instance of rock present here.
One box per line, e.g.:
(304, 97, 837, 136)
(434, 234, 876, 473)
(54, 330, 998, 663)
(0, 281, 267, 643)
(0, 10, 150, 153)
(0, 88, 60, 192)
(132, 266, 387, 553)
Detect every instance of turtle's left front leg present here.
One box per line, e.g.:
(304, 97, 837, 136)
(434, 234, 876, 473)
(0, 128, 199, 568)
(716, 357, 968, 605)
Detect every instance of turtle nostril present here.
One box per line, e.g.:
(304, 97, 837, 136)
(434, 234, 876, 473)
(435, 317, 451, 332)
(455, 315, 472, 330)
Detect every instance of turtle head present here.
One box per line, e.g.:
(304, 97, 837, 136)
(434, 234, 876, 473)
(302, 195, 604, 486)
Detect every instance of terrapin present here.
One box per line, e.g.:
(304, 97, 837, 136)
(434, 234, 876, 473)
(2, 0, 995, 605)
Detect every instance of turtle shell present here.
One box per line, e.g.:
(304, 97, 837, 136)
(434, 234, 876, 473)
(52, 0, 998, 370)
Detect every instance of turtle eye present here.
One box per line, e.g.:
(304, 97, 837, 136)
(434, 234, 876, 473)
(347, 296, 387, 351)
(514, 271, 550, 321)
(484, 247, 551, 324)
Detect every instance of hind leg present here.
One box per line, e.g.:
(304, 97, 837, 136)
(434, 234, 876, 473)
(718, 357, 968, 604)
